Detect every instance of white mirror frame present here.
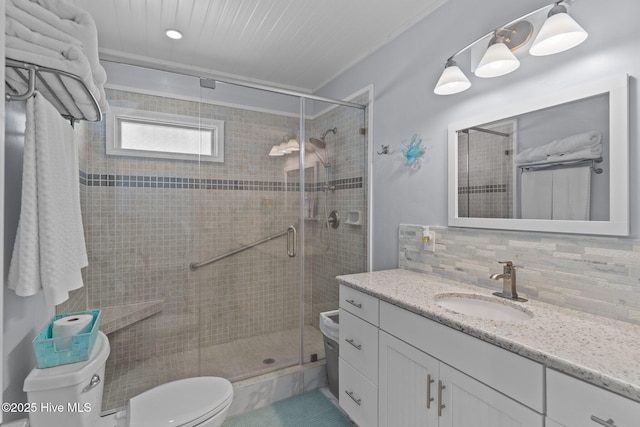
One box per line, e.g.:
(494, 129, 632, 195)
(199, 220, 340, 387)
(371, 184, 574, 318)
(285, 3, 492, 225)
(448, 74, 629, 236)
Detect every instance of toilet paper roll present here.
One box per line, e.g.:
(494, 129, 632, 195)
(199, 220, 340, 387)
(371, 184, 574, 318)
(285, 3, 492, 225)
(52, 314, 93, 351)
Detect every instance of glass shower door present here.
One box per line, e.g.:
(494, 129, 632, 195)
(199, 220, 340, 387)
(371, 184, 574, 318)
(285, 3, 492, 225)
(193, 83, 305, 381)
(302, 95, 369, 368)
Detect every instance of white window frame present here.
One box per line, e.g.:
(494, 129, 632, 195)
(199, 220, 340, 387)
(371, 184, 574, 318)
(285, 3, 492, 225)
(106, 107, 224, 162)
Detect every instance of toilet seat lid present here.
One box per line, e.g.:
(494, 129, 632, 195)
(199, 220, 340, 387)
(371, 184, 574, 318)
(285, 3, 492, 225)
(128, 377, 233, 427)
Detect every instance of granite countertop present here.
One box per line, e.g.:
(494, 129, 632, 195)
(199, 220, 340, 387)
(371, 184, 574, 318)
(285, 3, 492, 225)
(337, 268, 640, 403)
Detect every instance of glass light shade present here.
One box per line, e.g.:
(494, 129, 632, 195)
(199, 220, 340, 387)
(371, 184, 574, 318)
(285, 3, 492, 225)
(269, 145, 284, 156)
(165, 29, 183, 40)
(529, 12, 588, 56)
(284, 138, 299, 153)
(474, 42, 520, 78)
(434, 63, 471, 95)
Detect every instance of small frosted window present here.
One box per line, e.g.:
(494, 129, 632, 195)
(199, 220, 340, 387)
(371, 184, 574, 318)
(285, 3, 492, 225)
(107, 107, 224, 162)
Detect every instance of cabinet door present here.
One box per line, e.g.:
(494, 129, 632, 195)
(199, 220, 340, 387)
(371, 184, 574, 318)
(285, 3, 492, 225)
(547, 369, 640, 427)
(379, 331, 440, 427)
(439, 364, 543, 427)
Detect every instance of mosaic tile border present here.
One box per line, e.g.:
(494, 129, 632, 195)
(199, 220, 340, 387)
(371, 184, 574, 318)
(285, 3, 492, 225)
(458, 184, 507, 194)
(79, 171, 362, 192)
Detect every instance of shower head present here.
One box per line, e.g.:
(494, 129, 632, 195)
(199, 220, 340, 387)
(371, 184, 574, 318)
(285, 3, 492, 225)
(309, 137, 326, 150)
(321, 127, 338, 139)
(307, 127, 337, 168)
(307, 141, 329, 167)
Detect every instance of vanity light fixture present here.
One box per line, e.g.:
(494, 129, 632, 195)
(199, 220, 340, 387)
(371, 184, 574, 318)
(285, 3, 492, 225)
(434, 60, 472, 95)
(434, 1, 588, 95)
(268, 137, 299, 157)
(474, 35, 521, 78)
(165, 29, 183, 40)
(283, 138, 300, 153)
(268, 145, 285, 156)
(529, 2, 588, 56)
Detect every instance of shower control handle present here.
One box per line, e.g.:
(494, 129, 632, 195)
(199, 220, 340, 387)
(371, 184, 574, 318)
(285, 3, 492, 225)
(287, 226, 296, 257)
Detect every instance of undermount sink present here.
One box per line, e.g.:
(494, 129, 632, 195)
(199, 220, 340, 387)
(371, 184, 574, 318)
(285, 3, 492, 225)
(435, 293, 534, 322)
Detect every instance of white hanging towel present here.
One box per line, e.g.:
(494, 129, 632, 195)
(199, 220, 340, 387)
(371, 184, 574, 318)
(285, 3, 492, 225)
(552, 166, 592, 220)
(8, 92, 88, 306)
(520, 170, 553, 219)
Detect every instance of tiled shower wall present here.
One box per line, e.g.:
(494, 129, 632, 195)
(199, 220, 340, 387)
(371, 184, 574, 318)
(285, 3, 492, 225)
(75, 88, 301, 363)
(308, 94, 369, 329)
(60, 88, 368, 367)
(399, 224, 640, 324)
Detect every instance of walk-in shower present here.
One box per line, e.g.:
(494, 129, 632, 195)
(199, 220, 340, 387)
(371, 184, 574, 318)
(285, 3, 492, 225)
(57, 67, 369, 411)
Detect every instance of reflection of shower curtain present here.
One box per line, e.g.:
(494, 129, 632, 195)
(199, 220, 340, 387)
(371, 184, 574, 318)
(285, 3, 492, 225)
(520, 166, 591, 220)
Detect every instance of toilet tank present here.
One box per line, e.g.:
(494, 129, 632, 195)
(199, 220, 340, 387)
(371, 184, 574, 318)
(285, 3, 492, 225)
(23, 331, 110, 427)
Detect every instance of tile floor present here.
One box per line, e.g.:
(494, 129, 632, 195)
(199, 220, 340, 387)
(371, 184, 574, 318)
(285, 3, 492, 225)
(103, 325, 325, 410)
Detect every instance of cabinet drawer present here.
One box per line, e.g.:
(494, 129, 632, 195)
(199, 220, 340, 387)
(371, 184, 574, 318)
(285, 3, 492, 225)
(380, 301, 544, 413)
(340, 309, 378, 384)
(340, 285, 379, 326)
(340, 358, 378, 427)
(547, 369, 640, 427)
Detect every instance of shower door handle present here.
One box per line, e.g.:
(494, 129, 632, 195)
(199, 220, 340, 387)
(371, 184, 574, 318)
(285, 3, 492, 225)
(287, 226, 297, 257)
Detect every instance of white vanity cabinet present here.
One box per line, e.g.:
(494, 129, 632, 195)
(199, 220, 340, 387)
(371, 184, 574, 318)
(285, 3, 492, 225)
(546, 369, 640, 427)
(339, 285, 379, 427)
(379, 331, 439, 426)
(379, 303, 544, 427)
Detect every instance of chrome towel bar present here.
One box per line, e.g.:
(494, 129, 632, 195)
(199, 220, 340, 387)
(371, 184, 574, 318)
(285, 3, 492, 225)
(190, 226, 296, 271)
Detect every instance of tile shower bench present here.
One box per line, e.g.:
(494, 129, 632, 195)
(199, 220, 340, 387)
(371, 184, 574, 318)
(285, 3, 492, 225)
(99, 299, 164, 334)
(337, 269, 640, 427)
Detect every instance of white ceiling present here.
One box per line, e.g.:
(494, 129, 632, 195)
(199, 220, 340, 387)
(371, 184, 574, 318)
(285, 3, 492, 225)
(77, 0, 449, 92)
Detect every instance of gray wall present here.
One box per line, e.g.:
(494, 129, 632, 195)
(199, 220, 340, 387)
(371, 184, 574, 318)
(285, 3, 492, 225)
(315, 0, 640, 270)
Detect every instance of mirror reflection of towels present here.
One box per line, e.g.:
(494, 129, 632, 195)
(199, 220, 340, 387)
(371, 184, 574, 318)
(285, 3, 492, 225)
(520, 166, 591, 221)
(521, 170, 553, 219)
(552, 166, 591, 220)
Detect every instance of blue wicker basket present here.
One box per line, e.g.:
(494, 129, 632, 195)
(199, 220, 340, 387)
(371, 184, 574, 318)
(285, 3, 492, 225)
(32, 310, 101, 369)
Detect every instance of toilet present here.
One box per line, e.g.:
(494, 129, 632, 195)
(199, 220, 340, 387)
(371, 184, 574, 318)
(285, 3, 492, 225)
(21, 332, 233, 427)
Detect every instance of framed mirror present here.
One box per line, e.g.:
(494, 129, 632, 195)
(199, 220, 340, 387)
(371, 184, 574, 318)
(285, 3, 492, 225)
(448, 75, 629, 236)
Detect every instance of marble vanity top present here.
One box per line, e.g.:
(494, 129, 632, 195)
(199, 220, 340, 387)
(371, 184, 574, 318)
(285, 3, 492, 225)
(337, 268, 640, 403)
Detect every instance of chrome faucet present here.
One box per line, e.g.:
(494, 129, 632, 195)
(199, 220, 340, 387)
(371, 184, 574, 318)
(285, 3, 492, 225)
(490, 261, 527, 302)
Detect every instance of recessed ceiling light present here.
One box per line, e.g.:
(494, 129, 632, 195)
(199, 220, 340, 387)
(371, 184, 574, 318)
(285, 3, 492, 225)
(165, 29, 183, 40)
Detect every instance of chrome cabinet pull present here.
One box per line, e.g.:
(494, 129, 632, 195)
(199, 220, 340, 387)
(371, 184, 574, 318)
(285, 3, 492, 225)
(345, 390, 362, 406)
(345, 299, 362, 308)
(591, 416, 618, 427)
(426, 374, 434, 408)
(437, 380, 446, 416)
(345, 338, 362, 350)
(286, 225, 296, 257)
(82, 374, 101, 392)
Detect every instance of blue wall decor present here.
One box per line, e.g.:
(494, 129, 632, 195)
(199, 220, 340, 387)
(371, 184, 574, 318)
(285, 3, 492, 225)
(402, 134, 426, 168)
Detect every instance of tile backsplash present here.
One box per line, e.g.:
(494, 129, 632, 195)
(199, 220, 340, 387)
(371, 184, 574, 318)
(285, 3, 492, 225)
(399, 224, 640, 324)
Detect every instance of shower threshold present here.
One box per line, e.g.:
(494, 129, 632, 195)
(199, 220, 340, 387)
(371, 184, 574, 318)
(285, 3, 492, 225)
(102, 325, 325, 411)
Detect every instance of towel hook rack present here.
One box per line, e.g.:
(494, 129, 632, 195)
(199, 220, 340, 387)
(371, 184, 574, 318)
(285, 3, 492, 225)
(5, 65, 37, 102)
(5, 58, 102, 123)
